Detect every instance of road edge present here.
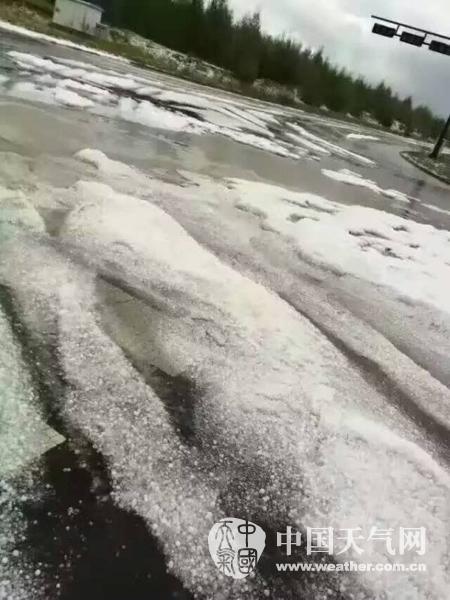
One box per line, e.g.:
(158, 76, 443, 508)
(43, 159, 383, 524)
(400, 151, 450, 186)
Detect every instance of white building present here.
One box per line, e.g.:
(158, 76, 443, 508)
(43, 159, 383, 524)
(53, 0, 103, 36)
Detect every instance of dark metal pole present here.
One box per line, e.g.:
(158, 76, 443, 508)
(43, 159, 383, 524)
(430, 115, 450, 159)
(371, 17, 450, 161)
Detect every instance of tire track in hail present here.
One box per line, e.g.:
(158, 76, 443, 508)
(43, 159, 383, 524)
(278, 290, 450, 462)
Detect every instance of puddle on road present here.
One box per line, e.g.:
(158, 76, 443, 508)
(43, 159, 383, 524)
(1, 99, 449, 232)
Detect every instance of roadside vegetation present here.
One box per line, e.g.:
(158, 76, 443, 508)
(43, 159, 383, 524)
(97, 0, 445, 139)
(1, 0, 446, 140)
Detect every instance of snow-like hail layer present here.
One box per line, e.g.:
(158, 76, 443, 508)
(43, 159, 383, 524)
(346, 133, 380, 141)
(1, 148, 450, 599)
(287, 123, 376, 166)
(322, 168, 410, 202)
(231, 177, 450, 314)
(0, 303, 63, 478)
(5, 51, 305, 159)
(58, 174, 447, 594)
(0, 468, 45, 600)
(0, 188, 64, 600)
(0, 19, 129, 61)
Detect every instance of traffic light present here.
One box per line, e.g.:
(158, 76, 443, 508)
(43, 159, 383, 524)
(400, 31, 425, 47)
(429, 40, 450, 55)
(372, 23, 397, 38)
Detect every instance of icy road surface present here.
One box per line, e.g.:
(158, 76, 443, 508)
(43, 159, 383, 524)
(0, 29, 450, 600)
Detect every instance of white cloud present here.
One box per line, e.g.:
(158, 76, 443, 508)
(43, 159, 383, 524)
(228, 0, 450, 117)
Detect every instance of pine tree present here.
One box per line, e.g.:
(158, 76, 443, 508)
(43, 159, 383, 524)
(232, 12, 261, 83)
(100, 0, 443, 138)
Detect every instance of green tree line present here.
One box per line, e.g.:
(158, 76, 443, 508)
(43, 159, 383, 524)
(94, 0, 444, 138)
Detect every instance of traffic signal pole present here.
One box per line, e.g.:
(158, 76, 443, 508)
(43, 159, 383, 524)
(430, 115, 450, 159)
(371, 16, 450, 160)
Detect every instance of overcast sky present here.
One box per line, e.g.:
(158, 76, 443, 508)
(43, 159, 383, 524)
(229, 0, 450, 117)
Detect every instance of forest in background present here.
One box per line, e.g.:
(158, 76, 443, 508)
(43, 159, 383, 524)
(61, 0, 449, 137)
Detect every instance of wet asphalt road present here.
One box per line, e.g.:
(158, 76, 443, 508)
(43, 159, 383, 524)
(1, 29, 450, 600)
(0, 30, 449, 230)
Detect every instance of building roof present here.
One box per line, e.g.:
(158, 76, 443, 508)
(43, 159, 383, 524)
(62, 0, 104, 12)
